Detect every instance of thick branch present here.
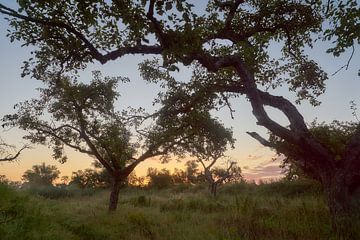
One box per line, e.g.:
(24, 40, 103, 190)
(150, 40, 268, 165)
(246, 132, 274, 148)
(219, 0, 244, 31)
(146, 0, 168, 47)
(79, 130, 114, 173)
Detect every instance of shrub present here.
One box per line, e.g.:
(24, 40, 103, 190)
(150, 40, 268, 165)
(256, 179, 322, 197)
(25, 185, 73, 199)
(130, 195, 151, 207)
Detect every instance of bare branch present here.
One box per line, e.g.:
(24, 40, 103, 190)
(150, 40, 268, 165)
(331, 45, 355, 76)
(0, 144, 29, 162)
(246, 131, 274, 148)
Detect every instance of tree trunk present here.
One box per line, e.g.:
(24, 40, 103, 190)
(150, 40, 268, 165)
(108, 178, 121, 212)
(324, 174, 359, 239)
(210, 182, 218, 197)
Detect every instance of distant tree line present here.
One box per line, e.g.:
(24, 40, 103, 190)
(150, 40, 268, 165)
(1, 160, 242, 196)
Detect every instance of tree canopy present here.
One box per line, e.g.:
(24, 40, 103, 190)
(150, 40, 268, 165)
(22, 162, 60, 186)
(1, 0, 360, 234)
(2, 70, 234, 211)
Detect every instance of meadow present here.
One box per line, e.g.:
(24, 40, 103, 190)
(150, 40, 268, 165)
(2, 180, 357, 240)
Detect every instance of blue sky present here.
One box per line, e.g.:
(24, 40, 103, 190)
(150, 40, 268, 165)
(0, 1, 359, 181)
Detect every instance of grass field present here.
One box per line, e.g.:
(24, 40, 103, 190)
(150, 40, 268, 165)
(0, 180, 357, 240)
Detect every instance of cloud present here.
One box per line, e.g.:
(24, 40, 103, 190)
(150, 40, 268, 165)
(242, 159, 284, 181)
(247, 154, 262, 161)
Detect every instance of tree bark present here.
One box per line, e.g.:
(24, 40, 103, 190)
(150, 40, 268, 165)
(211, 183, 218, 197)
(108, 178, 122, 212)
(320, 170, 360, 239)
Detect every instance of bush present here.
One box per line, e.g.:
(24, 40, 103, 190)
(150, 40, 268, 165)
(23, 184, 97, 199)
(0, 184, 73, 239)
(220, 181, 254, 195)
(171, 183, 190, 193)
(256, 179, 322, 197)
(160, 197, 226, 213)
(130, 195, 151, 207)
(26, 185, 73, 199)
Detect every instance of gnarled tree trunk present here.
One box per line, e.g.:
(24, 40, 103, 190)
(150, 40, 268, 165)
(322, 171, 359, 239)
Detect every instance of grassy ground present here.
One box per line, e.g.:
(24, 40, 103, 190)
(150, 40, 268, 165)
(0, 181, 357, 240)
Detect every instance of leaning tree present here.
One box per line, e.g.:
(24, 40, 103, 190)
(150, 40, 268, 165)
(3, 71, 234, 211)
(1, 0, 359, 235)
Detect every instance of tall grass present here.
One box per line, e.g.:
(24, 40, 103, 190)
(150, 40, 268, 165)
(0, 180, 356, 239)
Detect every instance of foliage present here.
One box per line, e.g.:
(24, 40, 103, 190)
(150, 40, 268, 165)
(127, 172, 146, 187)
(211, 164, 243, 184)
(2, 181, 359, 239)
(69, 168, 110, 189)
(0, 184, 74, 240)
(0, 0, 331, 104)
(1, 0, 360, 231)
(147, 168, 174, 189)
(272, 121, 358, 181)
(0, 175, 9, 184)
(184, 160, 201, 184)
(3, 70, 234, 210)
(25, 184, 74, 199)
(22, 162, 60, 186)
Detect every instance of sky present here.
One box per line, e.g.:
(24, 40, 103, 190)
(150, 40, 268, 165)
(0, 1, 359, 182)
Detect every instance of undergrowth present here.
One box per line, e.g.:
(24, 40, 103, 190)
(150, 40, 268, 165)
(0, 180, 355, 240)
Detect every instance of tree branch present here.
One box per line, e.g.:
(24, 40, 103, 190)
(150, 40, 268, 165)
(0, 3, 163, 64)
(246, 131, 274, 148)
(0, 144, 29, 162)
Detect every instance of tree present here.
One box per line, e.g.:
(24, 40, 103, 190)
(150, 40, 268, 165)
(69, 169, 102, 189)
(1, 0, 359, 235)
(184, 160, 201, 184)
(126, 172, 145, 187)
(198, 157, 242, 196)
(0, 175, 9, 184)
(147, 167, 173, 189)
(3, 72, 233, 211)
(172, 168, 187, 184)
(60, 176, 69, 184)
(22, 162, 60, 186)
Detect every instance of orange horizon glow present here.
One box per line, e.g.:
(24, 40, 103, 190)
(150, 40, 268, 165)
(0, 142, 283, 183)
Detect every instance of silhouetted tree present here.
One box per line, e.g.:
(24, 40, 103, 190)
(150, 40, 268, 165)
(147, 168, 173, 189)
(172, 168, 187, 185)
(1, 0, 359, 235)
(3, 72, 233, 211)
(198, 158, 242, 196)
(22, 163, 60, 186)
(0, 175, 9, 184)
(126, 172, 145, 187)
(69, 169, 102, 189)
(185, 160, 201, 184)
